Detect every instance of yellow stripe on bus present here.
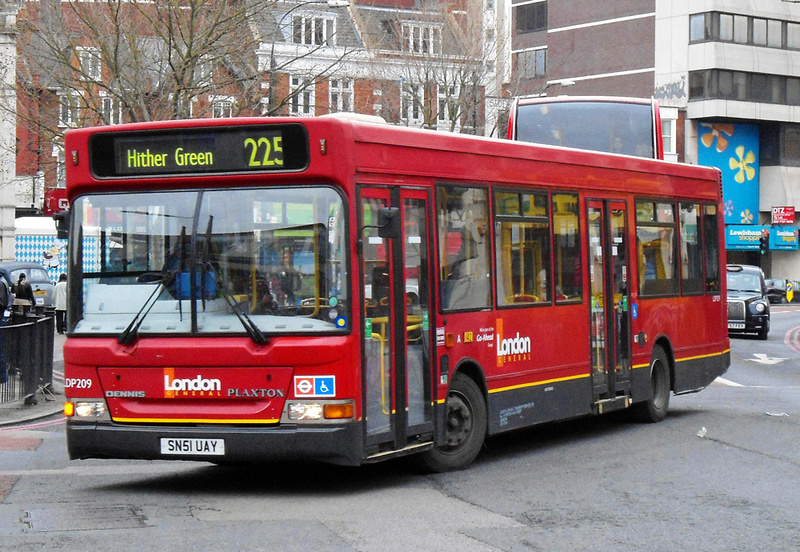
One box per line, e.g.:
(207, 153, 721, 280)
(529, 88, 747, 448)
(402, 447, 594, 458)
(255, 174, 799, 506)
(436, 373, 590, 404)
(632, 348, 730, 370)
(112, 418, 280, 424)
(437, 348, 731, 403)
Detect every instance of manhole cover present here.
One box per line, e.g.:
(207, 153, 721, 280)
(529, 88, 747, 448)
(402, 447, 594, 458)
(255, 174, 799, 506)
(22, 505, 148, 532)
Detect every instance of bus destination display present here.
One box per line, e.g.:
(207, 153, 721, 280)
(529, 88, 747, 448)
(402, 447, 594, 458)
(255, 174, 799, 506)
(90, 124, 309, 177)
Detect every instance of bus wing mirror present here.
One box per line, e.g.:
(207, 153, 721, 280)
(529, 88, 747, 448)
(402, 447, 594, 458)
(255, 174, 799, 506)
(53, 210, 70, 240)
(378, 207, 401, 239)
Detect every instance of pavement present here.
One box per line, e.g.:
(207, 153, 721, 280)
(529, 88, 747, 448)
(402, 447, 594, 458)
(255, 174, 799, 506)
(0, 331, 66, 428)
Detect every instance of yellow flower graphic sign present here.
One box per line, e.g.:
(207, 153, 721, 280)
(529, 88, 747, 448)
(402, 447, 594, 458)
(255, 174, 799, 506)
(729, 145, 756, 184)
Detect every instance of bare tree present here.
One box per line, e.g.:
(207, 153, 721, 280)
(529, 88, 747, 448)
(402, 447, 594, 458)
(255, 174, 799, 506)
(10, 0, 356, 189)
(358, 0, 499, 135)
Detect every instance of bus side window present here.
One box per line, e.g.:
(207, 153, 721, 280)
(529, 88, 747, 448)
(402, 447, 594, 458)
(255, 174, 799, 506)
(552, 192, 581, 302)
(703, 204, 721, 293)
(636, 200, 679, 297)
(495, 190, 551, 306)
(437, 185, 491, 311)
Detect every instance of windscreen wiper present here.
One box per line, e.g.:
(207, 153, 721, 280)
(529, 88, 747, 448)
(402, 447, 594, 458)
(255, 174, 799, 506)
(118, 271, 177, 345)
(201, 261, 268, 345)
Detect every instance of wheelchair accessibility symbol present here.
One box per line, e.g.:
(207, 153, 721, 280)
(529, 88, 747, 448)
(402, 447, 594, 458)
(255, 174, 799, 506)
(294, 376, 336, 397)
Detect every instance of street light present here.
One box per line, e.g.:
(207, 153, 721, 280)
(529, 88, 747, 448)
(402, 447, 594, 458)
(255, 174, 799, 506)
(541, 79, 575, 96)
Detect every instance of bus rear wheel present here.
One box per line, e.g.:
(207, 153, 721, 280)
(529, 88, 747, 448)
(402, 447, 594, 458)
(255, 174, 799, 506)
(631, 345, 670, 423)
(419, 374, 486, 472)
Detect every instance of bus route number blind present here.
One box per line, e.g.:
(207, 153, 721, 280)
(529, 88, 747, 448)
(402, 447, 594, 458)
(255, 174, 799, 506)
(89, 123, 309, 177)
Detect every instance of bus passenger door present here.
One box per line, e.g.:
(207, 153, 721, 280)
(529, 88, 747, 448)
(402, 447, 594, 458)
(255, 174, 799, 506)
(360, 188, 434, 456)
(587, 200, 631, 409)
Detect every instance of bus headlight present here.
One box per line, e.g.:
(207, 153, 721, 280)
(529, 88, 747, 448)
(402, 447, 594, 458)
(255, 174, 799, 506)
(284, 400, 354, 423)
(66, 400, 109, 420)
(288, 402, 324, 420)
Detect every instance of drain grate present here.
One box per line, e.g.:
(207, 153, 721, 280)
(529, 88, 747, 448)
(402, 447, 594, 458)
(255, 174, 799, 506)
(22, 505, 148, 532)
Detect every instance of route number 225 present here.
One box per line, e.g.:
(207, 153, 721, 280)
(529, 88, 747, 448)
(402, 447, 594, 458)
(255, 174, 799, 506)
(244, 136, 283, 167)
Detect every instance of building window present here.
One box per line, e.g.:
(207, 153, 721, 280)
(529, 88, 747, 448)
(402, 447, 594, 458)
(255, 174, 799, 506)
(173, 96, 194, 119)
(329, 78, 353, 113)
(290, 76, 315, 116)
(195, 60, 213, 86)
(689, 13, 708, 42)
(691, 12, 794, 50)
(211, 96, 233, 118)
(401, 83, 425, 126)
(788, 22, 800, 49)
(293, 14, 335, 46)
(58, 91, 79, 127)
(78, 47, 101, 81)
(752, 18, 767, 45)
(402, 23, 442, 55)
(437, 85, 460, 130)
(788, 78, 800, 105)
(517, 48, 546, 78)
(689, 69, 800, 106)
(661, 116, 677, 161)
(719, 13, 733, 41)
(768, 20, 783, 48)
(516, 1, 547, 33)
(100, 94, 122, 125)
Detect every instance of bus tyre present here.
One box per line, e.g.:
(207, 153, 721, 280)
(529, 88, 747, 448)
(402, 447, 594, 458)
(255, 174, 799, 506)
(631, 345, 670, 423)
(420, 375, 487, 472)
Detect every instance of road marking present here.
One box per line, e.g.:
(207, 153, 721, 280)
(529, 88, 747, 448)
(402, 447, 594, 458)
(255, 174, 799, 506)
(715, 377, 744, 387)
(784, 325, 800, 354)
(746, 353, 788, 365)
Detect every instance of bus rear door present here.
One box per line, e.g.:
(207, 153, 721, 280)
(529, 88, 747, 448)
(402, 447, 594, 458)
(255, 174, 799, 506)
(360, 187, 434, 459)
(587, 199, 632, 413)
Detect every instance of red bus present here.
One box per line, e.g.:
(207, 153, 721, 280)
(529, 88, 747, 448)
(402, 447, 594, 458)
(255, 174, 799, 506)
(62, 115, 729, 471)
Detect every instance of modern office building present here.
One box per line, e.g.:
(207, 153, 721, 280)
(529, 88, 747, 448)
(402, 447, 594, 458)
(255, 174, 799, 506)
(511, 0, 800, 277)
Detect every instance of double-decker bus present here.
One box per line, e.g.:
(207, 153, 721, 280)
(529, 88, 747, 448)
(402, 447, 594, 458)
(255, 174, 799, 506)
(62, 114, 729, 471)
(508, 95, 665, 160)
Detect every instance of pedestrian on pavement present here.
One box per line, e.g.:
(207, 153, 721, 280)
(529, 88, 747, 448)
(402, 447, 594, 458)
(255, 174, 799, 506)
(12, 273, 33, 305)
(54, 272, 67, 334)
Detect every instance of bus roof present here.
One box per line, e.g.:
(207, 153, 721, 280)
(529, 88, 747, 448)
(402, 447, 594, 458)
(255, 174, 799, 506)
(65, 116, 719, 201)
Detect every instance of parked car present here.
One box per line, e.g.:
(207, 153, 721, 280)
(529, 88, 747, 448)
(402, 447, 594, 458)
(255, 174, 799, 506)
(765, 277, 799, 303)
(0, 262, 55, 307)
(727, 264, 770, 340)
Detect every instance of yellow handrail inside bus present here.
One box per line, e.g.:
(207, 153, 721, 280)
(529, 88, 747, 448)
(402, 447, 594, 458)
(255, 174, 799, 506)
(368, 315, 426, 415)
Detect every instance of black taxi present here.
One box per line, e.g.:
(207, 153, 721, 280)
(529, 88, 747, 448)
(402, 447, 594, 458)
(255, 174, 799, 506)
(726, 264, 770, 340)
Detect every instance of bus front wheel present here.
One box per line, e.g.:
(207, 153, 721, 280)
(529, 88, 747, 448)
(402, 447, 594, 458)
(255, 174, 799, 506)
(631, 345, 671, 423)
(420, 374, 487, 472)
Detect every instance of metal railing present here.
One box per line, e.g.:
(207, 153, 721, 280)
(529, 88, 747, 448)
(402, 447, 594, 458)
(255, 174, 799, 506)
(0, 310, 55, 405)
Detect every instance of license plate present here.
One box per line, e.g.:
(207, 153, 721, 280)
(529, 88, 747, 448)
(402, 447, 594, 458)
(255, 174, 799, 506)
(160, 438, 225, 456)
(728, 323, 745, 329)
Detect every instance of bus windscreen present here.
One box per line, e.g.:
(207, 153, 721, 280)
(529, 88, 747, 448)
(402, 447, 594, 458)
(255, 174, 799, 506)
(514, 101, 655, 159)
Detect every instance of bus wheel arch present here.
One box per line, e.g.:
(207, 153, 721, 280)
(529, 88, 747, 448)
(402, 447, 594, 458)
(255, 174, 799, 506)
(420, 362, 488, 472)
(631, 341, 672, 423)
